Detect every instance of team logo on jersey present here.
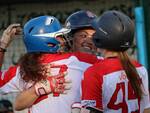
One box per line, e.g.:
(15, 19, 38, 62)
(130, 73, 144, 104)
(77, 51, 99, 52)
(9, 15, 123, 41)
(81, 100, 96, 107)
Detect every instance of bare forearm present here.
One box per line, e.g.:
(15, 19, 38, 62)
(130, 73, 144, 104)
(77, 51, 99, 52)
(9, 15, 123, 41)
(14, 86, 39, 111)
(14, 69, 71, 111)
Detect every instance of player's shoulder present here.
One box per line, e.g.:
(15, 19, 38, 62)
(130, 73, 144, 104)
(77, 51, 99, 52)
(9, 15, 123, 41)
(73, 52, 98, 64)
(131, 59, 142, 67)
(86, 58, 122, 76)
(92, 58, 144, 75)
(0, 65, 18, 87)
(1, 65, 18, 75)
(40, 53, 72, 63)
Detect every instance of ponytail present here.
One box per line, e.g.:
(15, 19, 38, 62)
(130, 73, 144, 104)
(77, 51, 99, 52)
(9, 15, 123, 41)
(118, 52, 143, 99)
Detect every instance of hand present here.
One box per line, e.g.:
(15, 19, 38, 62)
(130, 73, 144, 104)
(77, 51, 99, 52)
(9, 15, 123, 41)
(34, 72, 71, 96)
(0, 24, 22, 49)
(49, 73, 71, 96)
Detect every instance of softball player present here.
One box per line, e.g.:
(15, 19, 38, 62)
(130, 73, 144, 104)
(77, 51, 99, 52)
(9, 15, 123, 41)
(0, 15, 98, 113)
(81, 10, 150, 113)
(13, 10, 99, 113)
(65, 10, 97, 54)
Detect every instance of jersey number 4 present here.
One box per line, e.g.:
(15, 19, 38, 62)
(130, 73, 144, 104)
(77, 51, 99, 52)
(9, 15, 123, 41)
(107, 82, 140, 113)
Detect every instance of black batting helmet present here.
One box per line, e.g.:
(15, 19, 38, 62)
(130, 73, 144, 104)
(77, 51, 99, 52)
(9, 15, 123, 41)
(0, 100, 13, 113)
(92, 10, 134, 51)
(65, 10, 97, 32)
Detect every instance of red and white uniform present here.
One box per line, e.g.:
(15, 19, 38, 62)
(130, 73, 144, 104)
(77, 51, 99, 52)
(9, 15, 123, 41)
(0, 52, 98, 113)
(82, 57, 150, 113)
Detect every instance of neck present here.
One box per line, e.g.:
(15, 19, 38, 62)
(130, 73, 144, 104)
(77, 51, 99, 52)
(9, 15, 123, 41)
(104, 50, 118, 58)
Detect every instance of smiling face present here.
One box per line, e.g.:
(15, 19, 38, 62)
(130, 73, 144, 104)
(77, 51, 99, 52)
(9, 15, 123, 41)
(72, 28, 97, 54)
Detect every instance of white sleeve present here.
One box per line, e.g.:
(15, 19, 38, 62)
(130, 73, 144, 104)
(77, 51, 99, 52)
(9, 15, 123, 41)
(0, 67, 24, 94)
(141, 67, 150, 109)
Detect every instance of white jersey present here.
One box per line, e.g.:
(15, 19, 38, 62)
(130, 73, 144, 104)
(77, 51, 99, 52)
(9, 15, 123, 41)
(0, 52, 98, 113)
(82, 57, 150, 113)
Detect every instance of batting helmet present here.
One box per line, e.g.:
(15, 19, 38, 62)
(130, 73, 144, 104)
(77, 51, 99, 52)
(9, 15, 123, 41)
(92, 10, 134, 51)
(0, 100, 13, 113)
(23, 16, 70, 53)
(65, 10, 97, 32)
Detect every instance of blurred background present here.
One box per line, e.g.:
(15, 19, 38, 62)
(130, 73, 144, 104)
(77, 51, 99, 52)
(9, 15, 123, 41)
(0, 0, 150, 113)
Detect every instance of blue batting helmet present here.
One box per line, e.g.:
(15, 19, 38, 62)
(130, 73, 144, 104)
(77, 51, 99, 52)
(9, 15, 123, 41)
(23, 16, 70, 53)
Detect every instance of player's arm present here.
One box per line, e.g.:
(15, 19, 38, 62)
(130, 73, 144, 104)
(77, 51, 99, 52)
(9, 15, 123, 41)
(15, 74, 71, 111)
(0, 66, 18, 89)
(71, 67, 103, 113)
(0, 24, 22, 70)
(14, 86, 39, 110)
(81, 67, 103, 112)
(0, 24, 22, 92)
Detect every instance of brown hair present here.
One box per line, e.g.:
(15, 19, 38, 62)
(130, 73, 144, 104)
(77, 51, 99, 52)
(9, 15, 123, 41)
(19, 53, 47, 82)
(118, 52, 143, 99)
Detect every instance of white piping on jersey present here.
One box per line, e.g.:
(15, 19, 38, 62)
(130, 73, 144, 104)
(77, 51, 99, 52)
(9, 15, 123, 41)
(1, 70, 7, 80)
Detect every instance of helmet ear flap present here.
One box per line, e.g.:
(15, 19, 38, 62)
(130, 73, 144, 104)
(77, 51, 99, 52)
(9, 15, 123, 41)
(93, 32, 102, 48)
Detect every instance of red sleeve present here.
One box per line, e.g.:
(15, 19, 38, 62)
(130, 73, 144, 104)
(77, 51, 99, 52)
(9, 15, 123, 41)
(0, 66, 17, 87)
(81, 66, 103, 110)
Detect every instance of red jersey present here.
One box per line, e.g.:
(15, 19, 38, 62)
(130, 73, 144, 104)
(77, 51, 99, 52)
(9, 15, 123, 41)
(81, 57, 150, 113)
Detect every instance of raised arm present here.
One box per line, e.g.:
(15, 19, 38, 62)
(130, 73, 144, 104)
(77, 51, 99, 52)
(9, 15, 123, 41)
(0, 24, 22, 69)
